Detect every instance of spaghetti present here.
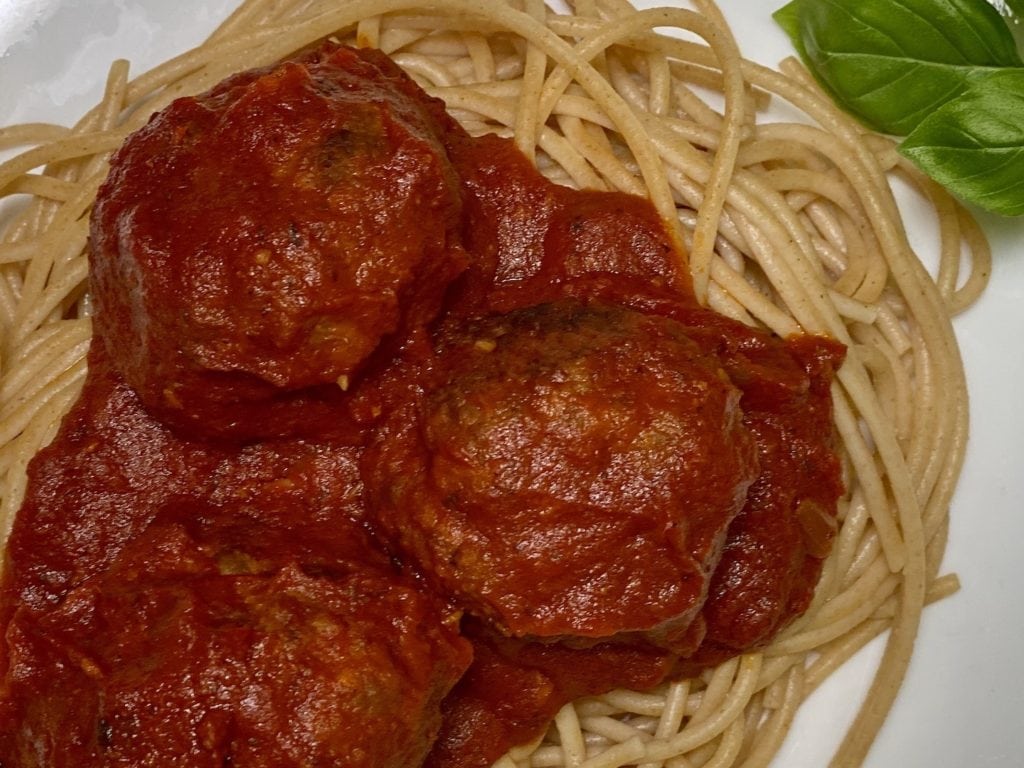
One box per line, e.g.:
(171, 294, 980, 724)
(0, 1, 990, 766)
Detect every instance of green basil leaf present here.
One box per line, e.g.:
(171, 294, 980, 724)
(899, 69, 1024, 215)
(773, 0, 1024, 135)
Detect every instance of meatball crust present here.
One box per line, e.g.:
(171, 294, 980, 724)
(90, 44, 466, 441)
(0, 504, 471, 768)
(364, 300, 759, 645)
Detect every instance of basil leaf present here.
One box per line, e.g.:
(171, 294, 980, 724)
(899, 70, 1024, 215)
(774, 0, 1024, 135)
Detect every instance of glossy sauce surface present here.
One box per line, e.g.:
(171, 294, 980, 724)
(0, 44, 844, 768)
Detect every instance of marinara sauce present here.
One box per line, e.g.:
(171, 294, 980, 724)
(0, 43, 844, 768)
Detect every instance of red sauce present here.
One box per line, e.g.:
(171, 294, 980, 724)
(0, 43, 844, 768)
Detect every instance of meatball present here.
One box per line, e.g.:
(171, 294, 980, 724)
(0, 502, 471, 768)
(90, 44, 466, 441)
(364, 299, 759, 646)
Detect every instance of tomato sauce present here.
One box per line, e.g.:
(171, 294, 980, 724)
(0, 43, 844, 768)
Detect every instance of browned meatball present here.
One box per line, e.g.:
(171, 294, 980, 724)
(0, 502, 471, 768)
(364, 299, 759, 646)
(90, 44, 466, 441)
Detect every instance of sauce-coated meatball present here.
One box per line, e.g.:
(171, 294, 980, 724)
(0, 504, 471, 768)
(90, 44, 466, 441)
(365, 300, 759, 646)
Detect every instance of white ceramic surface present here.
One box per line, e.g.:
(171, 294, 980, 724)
(1, 1, 1022, 766)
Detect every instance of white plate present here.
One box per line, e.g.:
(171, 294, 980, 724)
(2, 1, 1022, 766)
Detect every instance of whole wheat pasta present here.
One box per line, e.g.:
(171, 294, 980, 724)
(0, 2, 989, 766)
